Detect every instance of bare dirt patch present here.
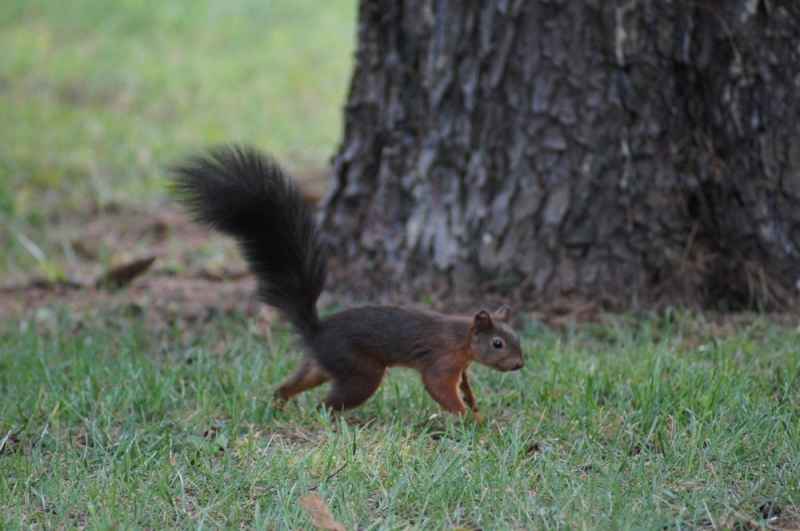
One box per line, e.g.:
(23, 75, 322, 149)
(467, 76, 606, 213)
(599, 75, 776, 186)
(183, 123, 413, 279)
(0, 207, 265, 329)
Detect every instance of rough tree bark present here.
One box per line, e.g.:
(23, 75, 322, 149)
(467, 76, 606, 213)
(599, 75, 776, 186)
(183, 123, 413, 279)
(322, 0, 800, 310)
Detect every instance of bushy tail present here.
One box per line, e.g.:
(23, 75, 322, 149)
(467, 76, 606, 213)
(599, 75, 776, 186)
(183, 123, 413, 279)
(170, 145, 326, 336)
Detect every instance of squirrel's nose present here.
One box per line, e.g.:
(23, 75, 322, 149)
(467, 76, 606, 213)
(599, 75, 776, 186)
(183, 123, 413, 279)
(500, 358, 524, 371)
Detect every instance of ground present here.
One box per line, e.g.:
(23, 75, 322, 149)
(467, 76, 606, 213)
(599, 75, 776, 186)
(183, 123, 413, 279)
(1, 205, 255, 326)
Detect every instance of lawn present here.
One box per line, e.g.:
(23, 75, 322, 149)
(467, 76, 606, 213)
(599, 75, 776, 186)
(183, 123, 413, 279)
(1, 1, 799, 529)
(1, 311, 798, 529)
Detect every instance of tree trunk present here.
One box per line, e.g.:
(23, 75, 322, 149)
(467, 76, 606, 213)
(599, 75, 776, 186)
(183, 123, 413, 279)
(322, 0, 800, 310)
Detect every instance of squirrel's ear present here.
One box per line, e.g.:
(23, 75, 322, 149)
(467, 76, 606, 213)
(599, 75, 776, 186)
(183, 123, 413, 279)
(473, 310, 493, 332)
(495, 305, 511, 323)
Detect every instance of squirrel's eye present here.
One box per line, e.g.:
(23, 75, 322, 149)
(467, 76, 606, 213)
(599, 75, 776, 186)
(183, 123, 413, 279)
(492, 339, 504, 349)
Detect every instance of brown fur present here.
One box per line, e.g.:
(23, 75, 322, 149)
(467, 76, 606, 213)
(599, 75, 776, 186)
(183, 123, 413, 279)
(274, 305, 524, 417)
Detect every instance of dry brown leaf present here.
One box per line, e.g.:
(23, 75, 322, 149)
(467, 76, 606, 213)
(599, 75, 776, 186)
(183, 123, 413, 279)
(300, 492, 346, 531)
(96, 256, 157, 289)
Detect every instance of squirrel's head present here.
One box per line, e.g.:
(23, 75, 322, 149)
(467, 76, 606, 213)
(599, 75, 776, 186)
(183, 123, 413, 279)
(469, 305, 524, 372)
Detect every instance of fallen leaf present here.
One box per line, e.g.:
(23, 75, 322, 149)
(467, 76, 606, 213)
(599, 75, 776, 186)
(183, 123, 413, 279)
(300, 492, 347, 531)
(96, 256, 156, 289)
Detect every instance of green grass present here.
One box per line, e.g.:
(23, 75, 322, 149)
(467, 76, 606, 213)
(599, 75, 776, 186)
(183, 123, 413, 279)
(1, 310, 798, 529)
(2, 2, 799, 528)
(0, 0, 356, 281)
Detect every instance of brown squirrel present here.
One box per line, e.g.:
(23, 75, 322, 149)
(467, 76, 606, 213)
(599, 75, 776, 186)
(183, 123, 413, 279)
(170, 146, 524, 417)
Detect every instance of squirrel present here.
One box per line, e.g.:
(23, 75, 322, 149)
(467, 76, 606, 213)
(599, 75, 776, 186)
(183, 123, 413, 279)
(170, 145, 524, 418)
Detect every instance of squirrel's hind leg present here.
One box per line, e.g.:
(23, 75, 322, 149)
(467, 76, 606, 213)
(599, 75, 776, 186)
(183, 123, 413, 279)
(274, 357, 328, 404)
(321, 365, 386, 412)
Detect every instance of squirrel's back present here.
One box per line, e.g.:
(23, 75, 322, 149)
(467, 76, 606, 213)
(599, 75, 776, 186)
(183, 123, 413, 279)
(312, 306, 465, 364)
(170, 146, 326, 335)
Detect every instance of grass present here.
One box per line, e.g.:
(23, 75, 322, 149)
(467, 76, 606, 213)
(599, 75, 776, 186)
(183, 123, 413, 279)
(1, 309, 798, 529)
(0, 0, 356, 282)
(2, 1, 799, 528)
